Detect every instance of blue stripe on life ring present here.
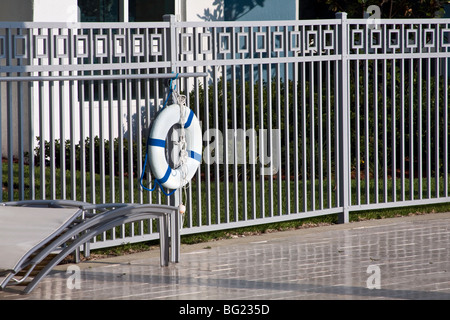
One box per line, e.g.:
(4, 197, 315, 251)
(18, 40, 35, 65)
(189, 150, 202, 162)
(148, 138, 165, 148)
(158, 166, 172, 184)
(184, 110, 194, 129)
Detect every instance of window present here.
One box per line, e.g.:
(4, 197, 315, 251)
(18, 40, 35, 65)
(129, 0, 174, 22)
(78, 0, 174, 22)
(78, 0, 120, 22)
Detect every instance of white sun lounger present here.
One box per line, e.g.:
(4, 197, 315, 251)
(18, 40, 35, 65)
(0, 200, 179, 294)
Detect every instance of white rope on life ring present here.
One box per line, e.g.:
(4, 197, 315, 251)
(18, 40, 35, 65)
(148, 103, 202, 190)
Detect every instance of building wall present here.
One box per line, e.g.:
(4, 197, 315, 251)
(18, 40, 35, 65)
(224, 0, 298, 21)
(33, 0, 78, 22)
(184, 0, 224, 21)
(0, 0, 33, 21)
(0, 0, 78, 22)
(183, 0, 298, 22)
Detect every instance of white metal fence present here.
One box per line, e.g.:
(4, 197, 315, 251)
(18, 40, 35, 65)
(1, 14, 449, 249)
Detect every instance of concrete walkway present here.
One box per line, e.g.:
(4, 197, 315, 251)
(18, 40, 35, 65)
(1, 212, 449, 300)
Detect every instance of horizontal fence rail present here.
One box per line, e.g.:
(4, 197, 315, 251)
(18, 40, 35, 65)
(1, 14, 449, 250)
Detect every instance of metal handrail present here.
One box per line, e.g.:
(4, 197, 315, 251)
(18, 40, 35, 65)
(0, 72, 208, 82)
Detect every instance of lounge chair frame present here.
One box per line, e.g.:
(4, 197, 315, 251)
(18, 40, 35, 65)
(0, 200, 179, 294)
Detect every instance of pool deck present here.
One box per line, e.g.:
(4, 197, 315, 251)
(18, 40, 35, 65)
(1, 212, 449, 301)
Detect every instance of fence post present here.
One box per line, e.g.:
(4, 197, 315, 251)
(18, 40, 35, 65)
(163, 14, 181, 252)
(163, 14, 177, 74)
(336, 12, 350, 223)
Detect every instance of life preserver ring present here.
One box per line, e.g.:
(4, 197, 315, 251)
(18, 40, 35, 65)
(148, 104, 202, 190)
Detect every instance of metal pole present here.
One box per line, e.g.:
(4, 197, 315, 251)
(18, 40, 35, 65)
(336, 12, 350, 223)
(164, 14, 181, 262)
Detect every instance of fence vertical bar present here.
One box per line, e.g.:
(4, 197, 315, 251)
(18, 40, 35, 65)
(400, 57, 405, 201)
(231, 33, 238, 222)
(266, 61, 273, 217)
(204, 68, 212, 225)
(241, 63, 248, 221)
(28, 78, 35, 200)
(117, 78, 125, 203)
(135, 78, 143, 204)
(38, 81, 45, 199)
(99, 78, 106, 204)
(79, 81, 86, 202)
(275, 60, 282, 217)
(59, 79, 66, 200)
(16, 28, 24, 200)
(284, 60, 291, 215)
(354, 57, 360, 206)
(258, 62, 265, 217)
(293, 51, 300, 213)
(126, 78, 133, 203)
(309, 60, 315, 212)
(6, 79, 13, 200)
(426, 55, 431, 199)
(250, 63, 257, 220)
(373, 54, 379, 204)
(391, 57, 396, 203)
(301, 57, 307, 212)
(382, 57, 388, 203)
(18, 79, 24, 200)
(213, 66, 221, 224)
(434, 54, 439, 198)
(444, 54, 449, 198)
(89, 79, 96, 203)
(418, 56, 423, 199)
(163, 14, 180, 216)
(0, 78, 2, 201)
(223, 65, 230, 223)
(49, 79, 56, 199)
(6, 26, 13, 201)
(318, 57, 323, 210)
(326, 54, 332, 208)
(364, 58, 370, 204)
(69, 79, 76, 201)
(409, 58, 415, 201)
(336, 12, 350, 223)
